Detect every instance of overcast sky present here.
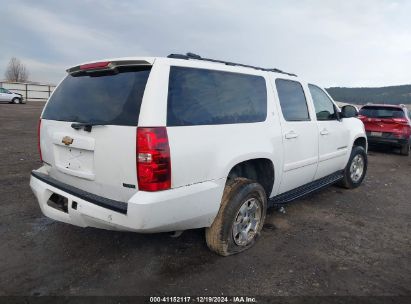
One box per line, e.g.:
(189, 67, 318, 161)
(1, 0, 410, 87)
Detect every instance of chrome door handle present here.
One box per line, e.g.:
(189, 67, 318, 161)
(285, 131, 298, 139)
(320, 129, 329, 136)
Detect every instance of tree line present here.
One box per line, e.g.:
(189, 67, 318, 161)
(326, 85, 411, 105)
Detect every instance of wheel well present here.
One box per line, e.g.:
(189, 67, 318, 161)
(353, 137, 367, 150)
(227, 158, 274, 197)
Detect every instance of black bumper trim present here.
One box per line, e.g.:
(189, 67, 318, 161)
(367, 137, 408, 146)
(31, 171, 128, 214)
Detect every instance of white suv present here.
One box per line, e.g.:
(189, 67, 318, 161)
(30, 53, 367, 256)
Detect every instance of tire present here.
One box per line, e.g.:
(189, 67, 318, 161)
(400, 142, 410, 156)
(12, 98, 20, 104)
(205, 178, 267, 256)
(339, 145, 367, 189)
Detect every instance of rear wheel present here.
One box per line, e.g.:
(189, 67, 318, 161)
(400, 142, 410, 156)
(205, 178, 267, 256)
(339, 145, 367, 189)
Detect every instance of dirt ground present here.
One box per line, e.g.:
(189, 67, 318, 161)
(0, 102, 410, 296)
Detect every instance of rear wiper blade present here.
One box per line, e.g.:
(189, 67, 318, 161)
(71, 122, 106, 132)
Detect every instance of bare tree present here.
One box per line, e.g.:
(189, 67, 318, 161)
(4, 57, 29, 82)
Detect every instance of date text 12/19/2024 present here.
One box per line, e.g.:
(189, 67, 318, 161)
(149, 296, 257, 303)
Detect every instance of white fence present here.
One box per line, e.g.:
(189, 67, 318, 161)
(0, 81, 56, 102)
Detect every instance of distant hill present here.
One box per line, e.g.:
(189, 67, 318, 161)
(326, 85, 411, 105)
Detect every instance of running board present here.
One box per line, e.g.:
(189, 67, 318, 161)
(268, 171, 344, 207)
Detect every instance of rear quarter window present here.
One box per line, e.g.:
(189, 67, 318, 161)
(167, 66, 267, 126)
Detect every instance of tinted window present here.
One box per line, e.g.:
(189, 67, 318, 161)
(359, 106, 405, 118)
(42, 67, 151, 126)
(275, 79, 310, 121)
(167, 67, 267, 126)
(309, 84, 337, 120)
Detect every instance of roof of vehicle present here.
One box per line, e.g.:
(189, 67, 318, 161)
(67, 53, 297, 78)
(166, 53, 297, 76)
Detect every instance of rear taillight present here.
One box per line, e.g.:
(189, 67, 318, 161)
(37, 119, 42, 162)
(137, 127, 171, 191)
(393, 118, 409, 125)
(401, 125, 411, 137)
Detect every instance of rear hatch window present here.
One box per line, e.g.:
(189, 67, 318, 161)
(359, 106, 405, 119)
(42, 67, 151, 125)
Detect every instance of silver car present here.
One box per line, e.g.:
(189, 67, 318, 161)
(0, 88, 25, 104)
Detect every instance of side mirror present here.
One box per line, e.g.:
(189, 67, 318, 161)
(341, 105, 359, 118)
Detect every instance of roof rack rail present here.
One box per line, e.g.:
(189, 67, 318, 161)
(167, 52, 297, 77)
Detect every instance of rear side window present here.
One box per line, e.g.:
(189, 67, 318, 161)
(275, 79, 310, 121)
(42, 67, 151, 126)
(167, 66, 267, 126)
(359, 106, 405, 119)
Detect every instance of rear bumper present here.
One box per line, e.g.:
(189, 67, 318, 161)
(367, 136, 408, 147)
(30, 168, 225, 233)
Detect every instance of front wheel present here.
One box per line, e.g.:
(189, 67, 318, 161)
(12, 97, 21, 104)
(205, 178, 267, 256)
(339, 145, 367, 189)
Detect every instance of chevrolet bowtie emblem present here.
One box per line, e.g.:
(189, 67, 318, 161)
(62, 136, 74, 146)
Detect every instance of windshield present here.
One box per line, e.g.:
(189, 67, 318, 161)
(42, 67, 151, 125)
(359, 106, 405, 119)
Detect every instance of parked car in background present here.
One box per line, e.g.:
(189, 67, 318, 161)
(359, 104, 411, 156)
(0, 88, 25, 104)
(30, 53, 367, 256)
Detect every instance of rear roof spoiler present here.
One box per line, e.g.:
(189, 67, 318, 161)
(66, 60, 152, 75)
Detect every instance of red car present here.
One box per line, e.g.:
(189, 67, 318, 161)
(358, 104, 411, 156)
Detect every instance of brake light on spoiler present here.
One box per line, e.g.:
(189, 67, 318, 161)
(66, 60, 152, 75)
(79, 61, 110, 70)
